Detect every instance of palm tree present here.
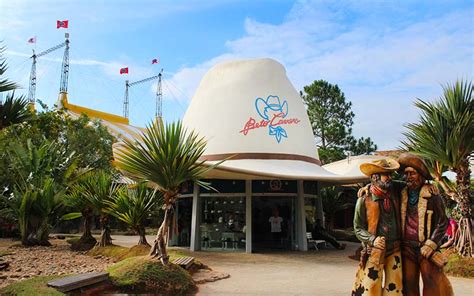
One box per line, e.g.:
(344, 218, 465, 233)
(106, 182, 162, 246)
(320, 186, 355, 230)
(62, 190, 97, 249)
(0, 44, 31, 130)
(114, 120, 220, 264)
(0, 93, 32, 130)
(0, 44, 18, 93)
(64, 170, 119, 247)
(403, 80, 473, 257)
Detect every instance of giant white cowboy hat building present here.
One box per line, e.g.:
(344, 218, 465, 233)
(60, 58, 370, 253)
(183, 58, 360, 182)
(179, 58, 363, 252)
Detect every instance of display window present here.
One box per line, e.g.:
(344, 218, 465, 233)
(200, 195, 246, 251)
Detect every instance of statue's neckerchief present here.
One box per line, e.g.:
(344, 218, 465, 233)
(370, 185, 391, 212)
(408, 188, 420, 206)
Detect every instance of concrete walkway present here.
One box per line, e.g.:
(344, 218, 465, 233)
(108, 236, 473, 296)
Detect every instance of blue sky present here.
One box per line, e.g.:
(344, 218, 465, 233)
(1, 0, 473, 150)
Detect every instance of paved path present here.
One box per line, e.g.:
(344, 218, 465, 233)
(107, 236, 474, 296)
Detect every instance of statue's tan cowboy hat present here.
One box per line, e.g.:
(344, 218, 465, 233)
(397, 152, 433, 180)
(360, 158, 400, 177)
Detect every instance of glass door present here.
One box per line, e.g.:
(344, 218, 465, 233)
(252, 196, 295, 252)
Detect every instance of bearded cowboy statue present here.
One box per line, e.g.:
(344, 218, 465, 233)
(352, 159, 403, 296)
(397, 153, 454, 296)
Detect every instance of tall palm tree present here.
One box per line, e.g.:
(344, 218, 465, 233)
(403, 80, 473, 257)
(114, 120, 220, 264)
(106, 183, 162, 246)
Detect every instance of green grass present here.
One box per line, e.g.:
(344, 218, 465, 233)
(86, 245, 129, 259)
(85, 244, 188, 261)
(107, 256, 196, 295)
(0, 275, 67, 296)
(0, 250, 14, 257)
(444, 252, 474, 278)
(118, 245, 150, 259)
(65, 237, 81, 245)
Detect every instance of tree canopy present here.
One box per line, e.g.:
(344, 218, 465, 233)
(301, 80, 377, 164)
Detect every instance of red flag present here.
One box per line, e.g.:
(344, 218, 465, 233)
(57, 20, 69, 29)
(27, 37, 36, 44)
(120, 67, 129, 74)
(151, 58, 159, 64)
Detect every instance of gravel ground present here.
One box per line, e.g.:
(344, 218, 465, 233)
(0, 239, 114, 288)
(191, 242, 474, 296)
(2, 236, 472, 295)
(105, 235, 474, 296)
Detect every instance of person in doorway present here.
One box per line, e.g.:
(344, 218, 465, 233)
(398, 153, 453, 296)
(313, 219, 346, 250)
(352, 158, 403, 296)
(269, 208, 283, 245)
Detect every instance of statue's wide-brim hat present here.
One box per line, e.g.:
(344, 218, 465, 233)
(398, 152, 432, 180)
(360, 158, 400, 177)
(181, 58, 362, 182)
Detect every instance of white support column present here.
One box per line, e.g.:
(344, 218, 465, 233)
(190, 182, 201, 251)
(296, 180, 308, 251)
(245, 180, 252, 253)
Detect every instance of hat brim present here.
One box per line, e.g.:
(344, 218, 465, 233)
(359, 158, 400, 177)
(202, 159, 369, 183)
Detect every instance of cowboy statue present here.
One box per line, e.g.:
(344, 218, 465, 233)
(397, 153, 454, 296)
(352, 159, 403, 296)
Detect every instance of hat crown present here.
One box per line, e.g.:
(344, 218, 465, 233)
(183, 58, 319, 159)
(374, 159, 392, 168)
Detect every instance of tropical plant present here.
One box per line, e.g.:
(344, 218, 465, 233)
(106, 182, 161, 246)
(0, 109, 115, 198)
(403, 80, 473, 257)
(114, 120, 220, 264)
(0, 44, 18, 93)
(62, 190, 97, 249)
(0, 139, 78, 245)
(320, 186, 355, 230)
(63, 170, 119, 247)
(0, 93, 32, 130)
(0, 43, 32, 130)
(15, 178, 64, 245)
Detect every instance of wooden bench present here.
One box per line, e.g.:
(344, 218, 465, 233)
(47, 272, 109, 292)
(172, 256, 195, 269)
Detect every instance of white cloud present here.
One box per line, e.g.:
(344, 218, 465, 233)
(166, 1, 473, 150)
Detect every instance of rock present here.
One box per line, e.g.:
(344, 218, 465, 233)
(0, 261, 9, 270)
(192, 269, 230, 284)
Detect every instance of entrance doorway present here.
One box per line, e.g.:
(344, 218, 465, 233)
(252, 196, 295, 252)
(175, 197, 193, 247)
